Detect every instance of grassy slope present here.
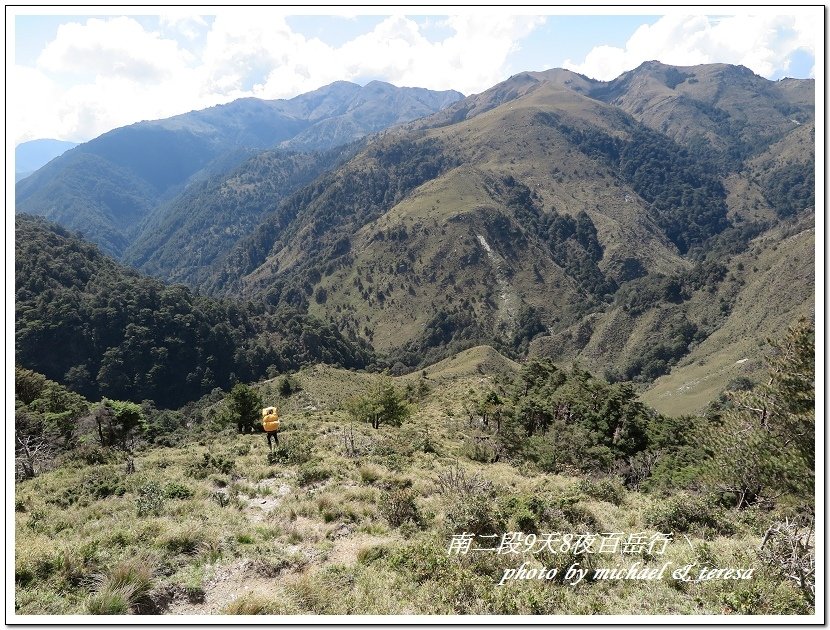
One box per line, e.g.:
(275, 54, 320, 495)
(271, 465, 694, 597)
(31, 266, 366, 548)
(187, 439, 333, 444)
(640, 216, 815, 415)
(249, 79, 686, 352)
(229, 65, 812, 390)
(14, 346, 807, 616)
(524, 80, 815, 410)
(529, 213, 814, 417)
(299, 165, 581, 351)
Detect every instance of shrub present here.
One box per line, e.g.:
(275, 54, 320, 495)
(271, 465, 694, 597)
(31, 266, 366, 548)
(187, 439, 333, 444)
(25, 508, 47, 533)
(380, 488, 421, 528)
(136, 481, 165, 517)
(386, 538, 455, 584)
(574, 477, 626, 506)
(54, 546, 100, 588)
(161, 530, 204, 555)
(279, 376, 300, 397)
(356, 544, 388, 565)
(461, 436, 498, 463)
(379, 453, 406, 472)
(268, 433, 314, 465)
(358, 464, 383, 485)
(758, 516, 815, 605)
(444, 491, 501, 537)
(163, 482, 194, 500)
(85, 468, 128, 499)
(497, 493, 550, 533)
(436, 464, 493, 497)
(188, 452, 235, 479)
(46, 467, 126, 508)
(15, 550, 57, 587)
(558, 500, 601, 530)
(71, 443, 117, 466)
(210, 475, 228, 488)
(296, 461, 332, 486)
(410, 428, 438, 454)
(644, 493, 735, 536)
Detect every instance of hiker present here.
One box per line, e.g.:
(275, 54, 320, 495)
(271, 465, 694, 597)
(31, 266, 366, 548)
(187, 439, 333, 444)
(261, 406, 280, 451)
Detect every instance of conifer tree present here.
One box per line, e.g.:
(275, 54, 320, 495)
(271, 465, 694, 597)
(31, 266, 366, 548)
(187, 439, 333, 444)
(228, 383, 263, 434)
(705, 319, 814, 508)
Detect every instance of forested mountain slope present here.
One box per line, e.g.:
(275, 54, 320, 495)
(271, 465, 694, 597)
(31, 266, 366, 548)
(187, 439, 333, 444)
(15, 215, 373, 408)
(122, 144, 359, 287)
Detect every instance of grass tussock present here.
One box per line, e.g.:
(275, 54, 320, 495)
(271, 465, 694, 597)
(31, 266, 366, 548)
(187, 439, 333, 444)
(222, 592, 297, 615)
(86, 557, 155, 615)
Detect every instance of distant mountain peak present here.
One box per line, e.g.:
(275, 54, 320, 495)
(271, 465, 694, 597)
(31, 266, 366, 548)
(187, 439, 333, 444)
(15, 139, 79, 178)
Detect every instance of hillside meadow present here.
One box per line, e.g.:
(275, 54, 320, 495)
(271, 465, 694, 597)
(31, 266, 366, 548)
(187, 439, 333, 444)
(14, 341, 814, 617)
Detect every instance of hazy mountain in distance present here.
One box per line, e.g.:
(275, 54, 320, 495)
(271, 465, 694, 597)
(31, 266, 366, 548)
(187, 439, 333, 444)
(15, 139, 78, 181)
(15, 81, 463, 257)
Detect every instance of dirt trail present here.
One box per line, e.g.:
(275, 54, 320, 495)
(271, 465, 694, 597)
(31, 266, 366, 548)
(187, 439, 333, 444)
(239, 478, 291, 522)
(163, 559, 276, 615)
(162, 476, 293, 614)
(159, 476, 399, 615)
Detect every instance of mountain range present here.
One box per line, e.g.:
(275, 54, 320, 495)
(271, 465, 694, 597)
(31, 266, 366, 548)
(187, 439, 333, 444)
(14, 62, 815, 414)
(15, 81, 462, 256)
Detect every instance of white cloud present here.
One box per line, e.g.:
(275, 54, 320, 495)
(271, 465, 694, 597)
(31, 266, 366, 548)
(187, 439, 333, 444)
(10, 66, 65, 143)
(14, 12, 818, 145)
(16, 16, 226, 142)
(212, 13, 547, 99)
(563, 14, 816, 81)
(200, 12, 309, 94)
(406, 14, 546, 93)
(38, 17, 193, 82)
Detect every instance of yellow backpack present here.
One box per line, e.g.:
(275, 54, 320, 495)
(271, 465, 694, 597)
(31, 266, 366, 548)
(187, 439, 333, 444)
(261, 406, 280, 432)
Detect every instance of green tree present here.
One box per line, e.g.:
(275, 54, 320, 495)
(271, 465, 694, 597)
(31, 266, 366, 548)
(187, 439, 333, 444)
(346, 377, 411, 430)
(278, 376, 293, 397)
(704, 319, 815, 507)
(16, 365, 89, 446)
(498, 360, 651, 473)
(95, 399, 144, 473)
(36, 381, 89, 445)
(228, 383, 263, 434)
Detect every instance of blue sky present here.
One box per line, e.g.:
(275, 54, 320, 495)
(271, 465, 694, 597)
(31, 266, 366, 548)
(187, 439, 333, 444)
(10, 9, 820, 144)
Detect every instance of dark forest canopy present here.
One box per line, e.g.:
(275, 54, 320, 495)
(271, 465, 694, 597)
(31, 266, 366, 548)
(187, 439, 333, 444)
(15, 215, 374, 408)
